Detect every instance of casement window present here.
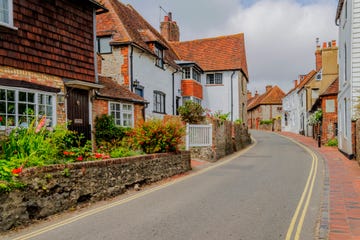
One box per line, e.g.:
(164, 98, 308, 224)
(0, 0, 13, 27)
(96, 36, 112, 54)
(182, 96, 201, 105)
(206, 73, 223, 84)
(193, 69, 201, 83)
(183, 67, 191, 79)
(0, 88, 55, 128)
(109, 102, 134, 127)
(311, 88, 319, 99)
(153, 91, 165, 114)
(155, 45, 164, 68)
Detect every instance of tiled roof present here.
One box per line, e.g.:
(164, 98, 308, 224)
(297, 70, 317, 93)
(171, 34, 249, 78)
(97, 76, 147, 104)
(247, 85, 285, 110)
(336, 0, 345, 23)
(321, 77, 339, 97)
(97, 0, 179, 68)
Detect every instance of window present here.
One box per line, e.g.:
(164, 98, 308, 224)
(97, 36, 112, 54)
(183, 67, 191, 79)
(193, 69, 201, 83)
(0, 0, 13, 27)
(135, 86, 144, 97)
(153, 91, 165, 113)
(155, 45, 164, 68)
(109, 102, 134, 127)
(316, 70, 322, 81)
(311, 88, 319, 99)
(0, 88, 55, 128)
(325, 99, 335, 113)
(182, 96, 201, 105)
(206, 73, 223, 84)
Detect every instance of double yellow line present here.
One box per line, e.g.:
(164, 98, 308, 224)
(285, 139, 319, 240)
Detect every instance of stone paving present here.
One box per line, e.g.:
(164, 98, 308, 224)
(280, 132, 360, 240)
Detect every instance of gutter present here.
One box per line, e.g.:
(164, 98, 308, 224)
(172, 69, 180, 115)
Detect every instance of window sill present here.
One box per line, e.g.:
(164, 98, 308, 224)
(153, 111, 166, 115)
(205, 84, 224, 87)
(0, 23, 18, 32)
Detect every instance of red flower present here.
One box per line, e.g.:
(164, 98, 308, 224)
(63, 151, 70, 155)
(76, 156, 83, 161)
(12, 167, 23, 175)
(0, 116, 3, 122)
(102, 155, 110, 159)
(94, 153, 102, 159)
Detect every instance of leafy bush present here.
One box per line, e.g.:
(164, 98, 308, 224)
(128, 117, 185, 154)
(95, 114, 130, 148)
(260, 119, 273, 125)
(326, 138, 338, 147)
(213, 111, 230, 121)
(309, 110, 323, 125)
(110, 147, 142, 158)
(234, 119, 243, 125)
(178, 101, 205, 124)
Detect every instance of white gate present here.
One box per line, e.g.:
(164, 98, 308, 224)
(186, 124, 212, 150)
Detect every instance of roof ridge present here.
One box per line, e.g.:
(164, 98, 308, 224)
(176, 33, 244, 44)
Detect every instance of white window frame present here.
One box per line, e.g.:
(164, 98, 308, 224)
(0, 0, 14, 28)
(206, 73, 223, 85)
(182, 96, 201, 105)
(109, 102, 134, 127)
(96, 36, 112, 54)
(0, 86, 56, 129)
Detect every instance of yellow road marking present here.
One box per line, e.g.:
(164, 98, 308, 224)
(281, 135, 319, 240)
(10, 139, 258, 240)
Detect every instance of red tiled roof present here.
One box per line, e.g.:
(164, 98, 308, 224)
(97, 0, 179, 68)
(171, 34, 249, 78)
(247, 85, 285, 110)
(321, 77, 339, 97)
(97, 76, 147, 103)
(297, 70, 317, 93)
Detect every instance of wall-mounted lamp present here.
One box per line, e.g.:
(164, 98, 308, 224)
(133, 79, 140, 87)
(57, 91, 65, 104)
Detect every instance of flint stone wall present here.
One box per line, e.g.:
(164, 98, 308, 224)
(0, 151, 191, 232)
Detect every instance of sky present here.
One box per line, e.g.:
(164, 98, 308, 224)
(120, 0, 339, 94)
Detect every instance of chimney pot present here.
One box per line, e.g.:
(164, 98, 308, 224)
(168, 12, 172, 21)
(164, 15, 169, 22)
(322, 42, 327, 48)
(294, 79, 298, 88)
(332, 40, 336, 47)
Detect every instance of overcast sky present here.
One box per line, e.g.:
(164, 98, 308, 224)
(120, 0, 338, 94)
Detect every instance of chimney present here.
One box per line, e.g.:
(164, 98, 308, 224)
(265, 85, 272, 92)
(247, 90, 252, 100)
(255, 91, 259, 97)
(331, 40, 337, 47)
(315, 43, 322, 71)
(294, 79, 298, 88)
(160, 12, 180, 42)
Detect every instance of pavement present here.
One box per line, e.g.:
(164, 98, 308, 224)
(280, 132, 360, 240)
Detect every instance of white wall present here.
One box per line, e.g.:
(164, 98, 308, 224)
(338, 0, 355, 155)
(132, 48, 182, 118)
(202, 71, 241, 121)
(282, 90, 300, 133)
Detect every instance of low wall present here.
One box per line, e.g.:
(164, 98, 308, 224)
(0, 151, 191, 232)
(190, 121, 251, 162)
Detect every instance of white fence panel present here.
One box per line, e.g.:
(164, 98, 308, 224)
(186, 124, 212, 150)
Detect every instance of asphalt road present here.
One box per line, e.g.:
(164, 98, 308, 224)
(4, 130, 324, 240)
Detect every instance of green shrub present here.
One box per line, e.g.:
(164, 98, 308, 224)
(95, 114, 130, 148)
(128, 117, 185, 154)
(178, 101, 205, 124)
(234, 119, 243, 125)
(213, 111, 230, 121)
(326, 138, 338, 147)
(260, 119, 273, 125)
(110, 147, 142, 158)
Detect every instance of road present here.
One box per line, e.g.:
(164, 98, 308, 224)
(3, 130, 324, 240)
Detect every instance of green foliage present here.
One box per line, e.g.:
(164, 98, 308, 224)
(178, 101, 205, 124)
(95, 114, 130, 148)
(309, 110, 323, 125)
(234, 119, 243, 125)
(260, 119, 273, 125)
(128, 117, 185, 154)
(326, 138, 338, 147)
(110, 147, 142, 158)
(213, 111, 230, 121)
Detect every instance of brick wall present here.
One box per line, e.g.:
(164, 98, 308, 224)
(0, 0, 95, 82)
(321, 96, 338, 144)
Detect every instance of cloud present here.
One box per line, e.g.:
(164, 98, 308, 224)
(120, 0, 338, 93)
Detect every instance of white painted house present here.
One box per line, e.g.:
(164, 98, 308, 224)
(336, 0, 360, 158)
(282, 80, 301, 133)
(96, 0, 182, 120)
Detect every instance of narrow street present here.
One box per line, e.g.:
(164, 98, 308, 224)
(3, 130, 324, 240)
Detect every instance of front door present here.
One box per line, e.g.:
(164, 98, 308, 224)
(67, 88, 91, 141)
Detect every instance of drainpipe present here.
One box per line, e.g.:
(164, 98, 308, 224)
(130, 45, 134, 92)
(230, 71, 235, 122)
(172, 68, 180, 115)
(93, 10, 98, 84)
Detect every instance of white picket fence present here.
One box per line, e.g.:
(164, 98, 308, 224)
(185, 124, 212, 150)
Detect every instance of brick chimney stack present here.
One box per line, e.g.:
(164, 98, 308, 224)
(247, 90, 252, 100)
(160, 12, 180, 42)
(315, 42, 322, 71)
(294, 79, 298, 88)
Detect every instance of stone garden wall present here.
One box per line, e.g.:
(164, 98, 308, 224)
(0, 151, 191, 232)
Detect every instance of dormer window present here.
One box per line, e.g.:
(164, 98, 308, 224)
(0, 0, 13, 27)
(96, 36, 112, 54)
(183, 67, 201, 83)
(155, 44, 164, 68)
